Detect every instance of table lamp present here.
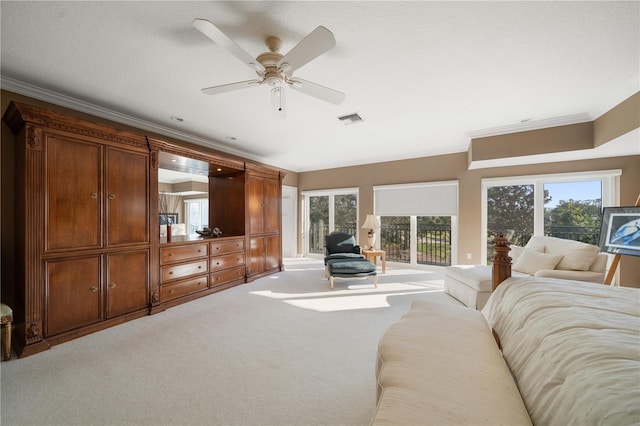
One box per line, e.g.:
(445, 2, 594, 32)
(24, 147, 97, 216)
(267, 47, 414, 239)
(362, 214, 381, 249)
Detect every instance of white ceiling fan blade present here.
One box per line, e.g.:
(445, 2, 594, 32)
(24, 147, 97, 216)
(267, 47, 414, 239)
(202, 80, 263, 95)
(289, 78, 345, 105)
(193, 18, 265, 74)
(271, 87, 286, 119)
(277, 26, 336, 75)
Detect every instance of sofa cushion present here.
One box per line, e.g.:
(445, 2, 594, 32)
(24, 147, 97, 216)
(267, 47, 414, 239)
(543, 237, 601, 271)
(445, 265, 494, 292)
(513, 248, 563, 275)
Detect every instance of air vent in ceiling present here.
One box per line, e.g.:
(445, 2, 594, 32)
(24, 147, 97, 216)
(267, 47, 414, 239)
(338, 113, 363, 125)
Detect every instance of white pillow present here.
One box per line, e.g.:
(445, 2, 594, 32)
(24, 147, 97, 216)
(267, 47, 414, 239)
(513, 248, 564, 276)
(510, 245, 524, 263)
(543, 238, 600, 271)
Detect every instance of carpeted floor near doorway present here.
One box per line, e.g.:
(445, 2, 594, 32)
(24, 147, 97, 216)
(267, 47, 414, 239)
(1, 258, 459, 426)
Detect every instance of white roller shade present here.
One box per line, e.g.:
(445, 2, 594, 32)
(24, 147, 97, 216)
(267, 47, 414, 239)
(374, 181, 458, 216)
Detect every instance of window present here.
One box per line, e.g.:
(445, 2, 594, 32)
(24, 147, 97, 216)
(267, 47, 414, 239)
(184, 199, 209, 234)
(374, 182, 458, 266)
(302, 188, 359, 255)
(482, 170, 620, 262)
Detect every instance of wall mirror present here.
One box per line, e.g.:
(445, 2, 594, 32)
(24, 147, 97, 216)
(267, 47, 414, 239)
(158, 151, 210, 237)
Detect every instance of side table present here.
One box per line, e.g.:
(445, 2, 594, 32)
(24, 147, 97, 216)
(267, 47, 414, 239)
(363, 249, 386, 274)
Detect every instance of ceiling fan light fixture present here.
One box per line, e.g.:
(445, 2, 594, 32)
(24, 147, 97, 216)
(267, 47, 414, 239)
(266, 77, 282, 87)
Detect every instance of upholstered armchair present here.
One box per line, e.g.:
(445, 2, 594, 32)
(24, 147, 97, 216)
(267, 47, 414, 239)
(324, 231, 364, 264)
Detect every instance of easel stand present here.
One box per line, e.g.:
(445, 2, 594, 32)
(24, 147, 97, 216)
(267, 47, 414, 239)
(603, 194, 640, 285)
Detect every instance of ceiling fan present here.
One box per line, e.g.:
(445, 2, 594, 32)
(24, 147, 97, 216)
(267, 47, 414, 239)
(193, 18, 345, 117)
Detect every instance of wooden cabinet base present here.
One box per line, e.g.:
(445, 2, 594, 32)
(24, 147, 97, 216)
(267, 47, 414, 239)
(12, 307, 149, 357)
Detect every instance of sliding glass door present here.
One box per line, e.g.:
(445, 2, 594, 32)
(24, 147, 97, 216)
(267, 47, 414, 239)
(303, 189, 359, 255)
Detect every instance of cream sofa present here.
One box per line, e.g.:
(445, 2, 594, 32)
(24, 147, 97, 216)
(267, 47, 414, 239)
(444, 235, 608, 309)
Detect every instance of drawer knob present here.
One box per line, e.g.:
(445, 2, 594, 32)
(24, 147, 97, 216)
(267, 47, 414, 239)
(169, 271, 173, 275)
(109, 282, 116, 288)
(197, 281, 202, 286)
(169, 289, 175, 294)
(168, 253, 173, 257)
(90, 286, 98, 292)
(198, 265, 202, 269)
(108, 194, 116, 200)
(90, 193, 98, 199)
(216, 262, 220, 265)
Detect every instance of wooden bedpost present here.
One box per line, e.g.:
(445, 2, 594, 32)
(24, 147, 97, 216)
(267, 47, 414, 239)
(492, 233, 512, 290)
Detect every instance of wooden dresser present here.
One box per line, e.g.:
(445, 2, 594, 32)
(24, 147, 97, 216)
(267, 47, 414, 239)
(159, 236, 245, 308)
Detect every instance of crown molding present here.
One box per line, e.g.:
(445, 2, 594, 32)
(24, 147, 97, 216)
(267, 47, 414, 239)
(0, 76, 262, 164)
(588, 74, 640, 120)
(466, 113, 592, 141)
(466, 75, 640, 142)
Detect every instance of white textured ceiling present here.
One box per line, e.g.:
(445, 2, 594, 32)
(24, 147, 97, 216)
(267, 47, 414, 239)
(1, 1, 639, 172)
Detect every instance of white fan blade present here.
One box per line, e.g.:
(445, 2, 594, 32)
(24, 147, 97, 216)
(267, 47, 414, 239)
(202, 80, 263, 95)
(193, 18, 265, 74)
(277, 26, 336, 75)
(271, 87, 286, 119)
(289, 78, 345, 105)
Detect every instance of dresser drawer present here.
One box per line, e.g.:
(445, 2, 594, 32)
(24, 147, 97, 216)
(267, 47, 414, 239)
(210, 253, 245, 271)
(210, 266, 245, 288)
(161, 259, 208, 282)
(161, 275, 208, 302)
(161, 243, 208, 264)
(210, 239, 245, 256)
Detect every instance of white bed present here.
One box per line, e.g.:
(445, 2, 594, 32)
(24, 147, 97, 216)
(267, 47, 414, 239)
(482, 277, 640, 425)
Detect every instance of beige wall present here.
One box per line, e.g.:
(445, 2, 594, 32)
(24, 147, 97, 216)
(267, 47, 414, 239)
(297, 109, 640, 287)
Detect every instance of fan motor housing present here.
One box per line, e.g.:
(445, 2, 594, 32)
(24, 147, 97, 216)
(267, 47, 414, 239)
(257, 51, 285, 86)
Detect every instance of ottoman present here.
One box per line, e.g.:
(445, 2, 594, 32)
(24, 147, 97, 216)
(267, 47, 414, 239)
(326, 258, 378, 289)
(444, 265, 494, 310)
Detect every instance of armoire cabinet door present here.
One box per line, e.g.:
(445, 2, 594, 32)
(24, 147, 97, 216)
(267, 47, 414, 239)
(46, 256, 101, 336)
(45, 135, 102, 252)
(106, 148, 149, 246)
(265, 235, 281, 270)
(106, 250, 149, 318)
(249, 237, 266, 275)
(263, 178, 280, 234)
(247, 175, 264, 234)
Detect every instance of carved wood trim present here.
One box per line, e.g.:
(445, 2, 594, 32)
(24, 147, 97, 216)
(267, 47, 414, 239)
(245, 162, 280, 179)
(24, 145, 44, 344)
(6, 102, 148, 151)
(492, 233, 512, 290)
(26, 126, 43, 151)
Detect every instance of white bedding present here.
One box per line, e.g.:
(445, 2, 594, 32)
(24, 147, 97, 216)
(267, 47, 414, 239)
(482, 277, 640, 426)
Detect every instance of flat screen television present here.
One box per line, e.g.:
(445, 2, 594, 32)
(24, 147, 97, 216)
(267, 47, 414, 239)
(598, 206, 640, 257)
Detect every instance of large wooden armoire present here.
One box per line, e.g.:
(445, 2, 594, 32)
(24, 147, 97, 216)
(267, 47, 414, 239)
(2, 101, 283, 357)
(3, 102, 151, 356)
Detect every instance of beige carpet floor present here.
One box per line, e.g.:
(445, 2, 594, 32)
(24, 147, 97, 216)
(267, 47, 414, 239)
(1, 258, 459, 426)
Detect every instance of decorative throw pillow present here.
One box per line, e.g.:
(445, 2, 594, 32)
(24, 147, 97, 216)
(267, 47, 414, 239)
(510, 245, 524, 263)
(513, 248, 564, 276)
(543, 238, 601, 271)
